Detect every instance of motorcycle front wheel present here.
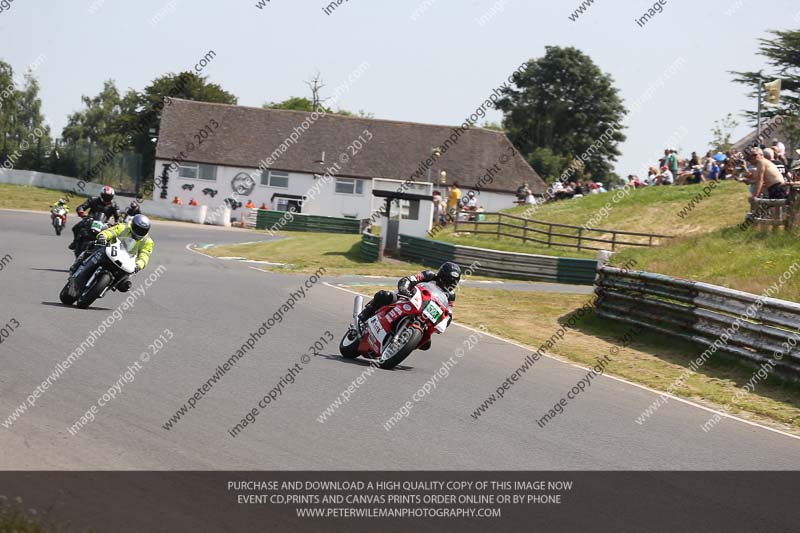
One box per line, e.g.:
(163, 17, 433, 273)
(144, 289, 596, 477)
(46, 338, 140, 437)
(379, 324, 423, 370)
(59, 281, 76, 305)
(339, 328, 361, 359)
(76, 272, 112, 309)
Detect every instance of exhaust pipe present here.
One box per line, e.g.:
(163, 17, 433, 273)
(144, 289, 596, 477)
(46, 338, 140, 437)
(353, 295, 363, 324)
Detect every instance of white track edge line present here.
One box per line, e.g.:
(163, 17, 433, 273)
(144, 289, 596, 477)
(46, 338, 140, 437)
(322, 281, 800, 442)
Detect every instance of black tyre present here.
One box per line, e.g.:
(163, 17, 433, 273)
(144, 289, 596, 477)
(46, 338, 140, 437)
(339, 329, 361, 359)
(59, 281, 76, 305)
(54, 224, 62, 236)
(76, 272, 112, 309)
(379, 326, 423, 370)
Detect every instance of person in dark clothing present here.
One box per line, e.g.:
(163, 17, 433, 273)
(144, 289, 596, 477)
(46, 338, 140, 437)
(124, 200, 141, 220)
(69, 185, 121, 250)
(356, 262, 461, 350)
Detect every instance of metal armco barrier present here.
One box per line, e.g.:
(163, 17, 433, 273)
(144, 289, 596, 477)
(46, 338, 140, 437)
(360, 232, 380, 262)
(595, 265, 800, 378)
(398, 234, 598, 285)
(255, 210, 361, 234)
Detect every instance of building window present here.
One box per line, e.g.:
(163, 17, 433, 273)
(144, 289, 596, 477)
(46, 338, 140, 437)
(335, 178, 364, 195)
(178, 163, 198, 179)
(199, 164, 217, 181)
(401, 199, 420, 221)
(178, 163, 217, 181)
(261, 170, 290, 188)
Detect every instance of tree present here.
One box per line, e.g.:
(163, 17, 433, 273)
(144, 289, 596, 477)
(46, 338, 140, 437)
(263, 72, 372, 117)
(709, 113, 739, 153)
(0, 60, 52, 167)
(496, 46, 627, 182)
(732, 29, 800, 148)
(263, 96, 371, 118)
(263, 96, 317, 112)
(61, 80, 126, 148)
(132, 72, 237, 179)
(527, 147, 566, 183)
(305, 71, 327, 112)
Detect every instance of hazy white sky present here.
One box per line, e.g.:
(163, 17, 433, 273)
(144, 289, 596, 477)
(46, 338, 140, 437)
(1, 0, 797, 177)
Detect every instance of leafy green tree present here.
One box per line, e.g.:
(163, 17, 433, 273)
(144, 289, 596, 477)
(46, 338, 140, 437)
(61, 80, 126, 148)
(263, 96, 317, 112)
(263, 96, 372, 118)
(0, 59, 51, 167)
(132, 72, 238, 179)
(732, 29, 800, 148)
(528, 146, 566, 183)
(496, 46, 627, 181)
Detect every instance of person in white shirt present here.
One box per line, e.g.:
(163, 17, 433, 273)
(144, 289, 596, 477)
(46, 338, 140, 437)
(772, 139, 786, 158)
(466, 191, 478, 210)
(772, 139, 787, 166)
(660, 165, 674, 185)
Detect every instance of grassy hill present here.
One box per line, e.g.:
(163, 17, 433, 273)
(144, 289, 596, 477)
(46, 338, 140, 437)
(436, 181, 750, 258)
(437, 181, 800, 301)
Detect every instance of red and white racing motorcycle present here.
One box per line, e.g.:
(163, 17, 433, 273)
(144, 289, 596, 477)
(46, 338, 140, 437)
(339, 282, 452, 369)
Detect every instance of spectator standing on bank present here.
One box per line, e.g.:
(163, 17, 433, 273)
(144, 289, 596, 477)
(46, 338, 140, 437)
(667, 149, 680, 179)
(432, 191, 443, 225)
(772, 139, 787, 165)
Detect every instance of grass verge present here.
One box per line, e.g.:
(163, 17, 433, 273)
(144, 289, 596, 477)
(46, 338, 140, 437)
(346, 283, 800, 433)
(613, 226, 800, 302)
(0, 183, 88, 212)
(203, 232, 432, 277)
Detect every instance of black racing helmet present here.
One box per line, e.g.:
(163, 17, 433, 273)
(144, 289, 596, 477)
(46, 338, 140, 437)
(130, 214, 151, 240)
(436, 262, 461, 291)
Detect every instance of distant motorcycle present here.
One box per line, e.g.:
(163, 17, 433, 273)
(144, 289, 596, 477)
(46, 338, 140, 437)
(339, 282, 452, 369)
(50, 206, 67, 235)
(60, 240, 137, 309)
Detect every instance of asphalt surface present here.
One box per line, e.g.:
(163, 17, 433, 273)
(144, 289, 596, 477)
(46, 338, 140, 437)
(1, 209, 799, 470)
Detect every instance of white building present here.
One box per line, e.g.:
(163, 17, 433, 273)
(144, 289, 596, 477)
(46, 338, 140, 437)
(152, 99, 545, 236)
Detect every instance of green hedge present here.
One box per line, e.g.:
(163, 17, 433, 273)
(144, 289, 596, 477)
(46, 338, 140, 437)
(256, 210, 361, 234)
(398, 234, 598, 285)
(360, 232, 381, 262)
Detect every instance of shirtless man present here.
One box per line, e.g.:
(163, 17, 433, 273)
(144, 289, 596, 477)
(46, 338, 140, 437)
(748, 147, 788, 200)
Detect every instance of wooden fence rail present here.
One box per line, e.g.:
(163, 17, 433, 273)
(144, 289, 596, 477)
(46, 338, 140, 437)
(453, 211, 673, 252)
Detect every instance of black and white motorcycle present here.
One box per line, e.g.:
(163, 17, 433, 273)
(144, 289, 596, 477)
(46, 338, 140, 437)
(60, 239, 137, 309)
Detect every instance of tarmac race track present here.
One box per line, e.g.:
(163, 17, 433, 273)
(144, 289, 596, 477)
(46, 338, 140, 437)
(1, 209, 799, 470)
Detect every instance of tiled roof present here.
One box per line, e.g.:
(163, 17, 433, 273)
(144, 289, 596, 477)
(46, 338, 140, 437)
(155, 99, 545, 194)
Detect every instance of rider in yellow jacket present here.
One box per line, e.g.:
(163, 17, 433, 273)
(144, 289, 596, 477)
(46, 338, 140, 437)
(95, 214, 154, 292)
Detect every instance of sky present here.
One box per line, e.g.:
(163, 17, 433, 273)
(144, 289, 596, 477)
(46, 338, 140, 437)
(1, 0, 798, 178)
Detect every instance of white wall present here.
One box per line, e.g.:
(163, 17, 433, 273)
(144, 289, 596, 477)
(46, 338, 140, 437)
(371, 178, 434, 237)
(0, 169, 106, 198)
(472, 190, 520, 212)
(138, 200, 229, 226)
(155, 160, 435, 236)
